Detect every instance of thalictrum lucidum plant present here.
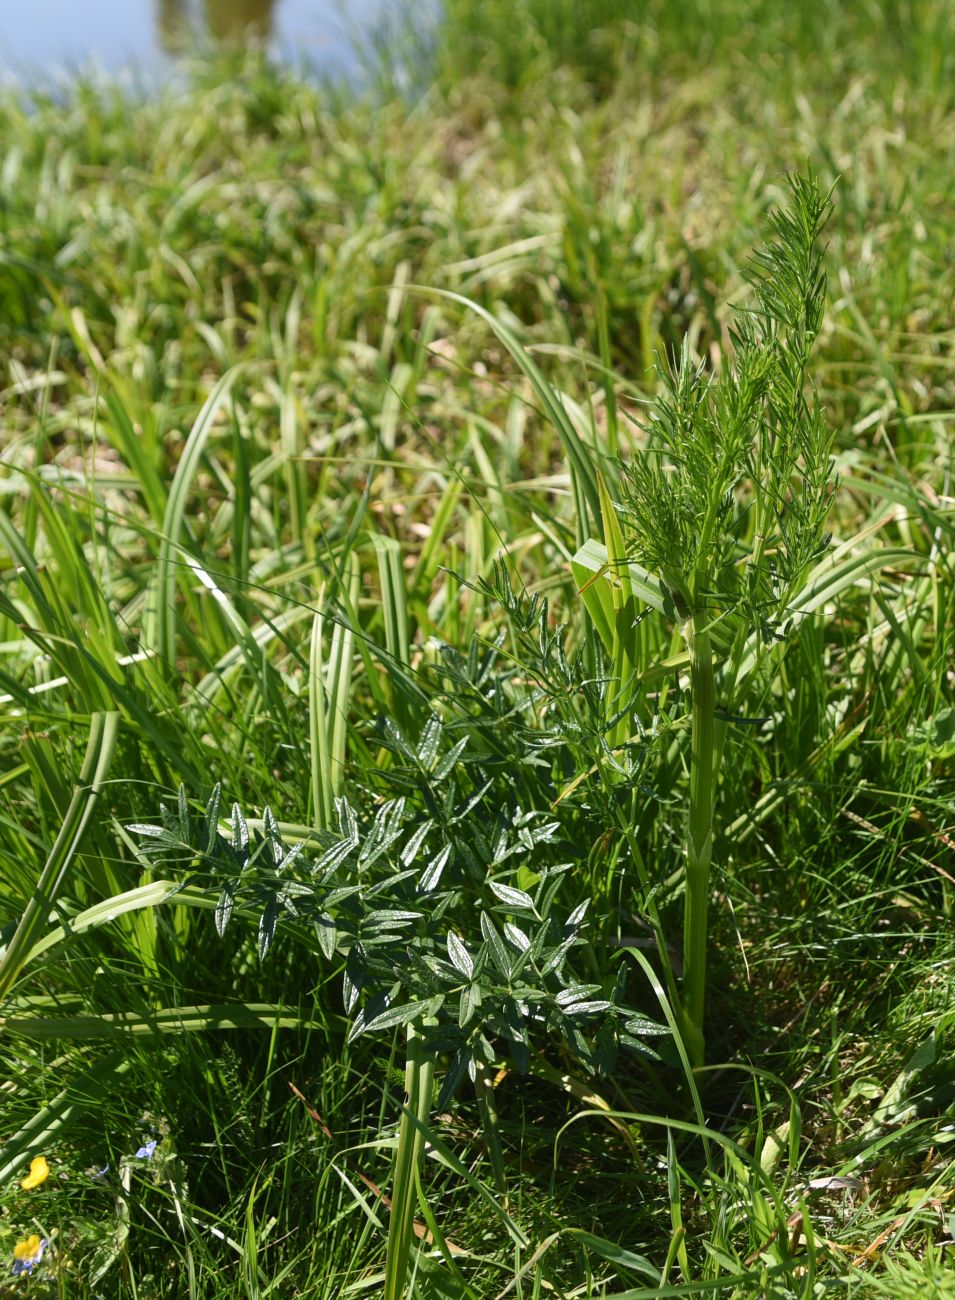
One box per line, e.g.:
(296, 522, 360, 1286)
(615, 172, 838, 1066)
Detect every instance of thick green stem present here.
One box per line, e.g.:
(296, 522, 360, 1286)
(681, 613, 716, 1069)
(385, 1021, 436, 1300)
(474, 1060, 508, 1201)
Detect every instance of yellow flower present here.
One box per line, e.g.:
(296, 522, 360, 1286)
(12, 1233, 47, 1276)
(20, 1155, 50, 1190)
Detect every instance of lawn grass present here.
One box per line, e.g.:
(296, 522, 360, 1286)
(0, 5, 953, 1296)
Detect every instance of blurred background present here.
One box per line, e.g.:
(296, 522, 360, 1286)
(2, 1, 952, 103)
(0, 0, 390, 78)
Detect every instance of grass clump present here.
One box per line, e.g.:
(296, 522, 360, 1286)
(0, 6, 953, 1297)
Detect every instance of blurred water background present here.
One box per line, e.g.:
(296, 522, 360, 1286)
(0, 0, 397, 81)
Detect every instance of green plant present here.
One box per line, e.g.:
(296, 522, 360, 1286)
(1, 30, 952, 1296)
(128, 726, 666, 1298)
(624, 174, 837, 1065)
(573, 173, 927, 1069)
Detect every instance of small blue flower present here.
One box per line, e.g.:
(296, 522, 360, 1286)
(134, 1140, 157, 1160)
(92, 1164, 109, 1180)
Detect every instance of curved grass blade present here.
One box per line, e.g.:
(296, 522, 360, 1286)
(416, 286, 601, 536)
(1, 1003, 304, 1039)
(0, 1051, 130, 1184)
(143, 366, 243, 666)
(0, 711, 119, 1003)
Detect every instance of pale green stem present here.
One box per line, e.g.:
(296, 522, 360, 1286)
(474, 1059, 507, 1202)
(384, 1021, 436, 1300)
(681, 612, 715, 1070)
(309, 607, 332, 831)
